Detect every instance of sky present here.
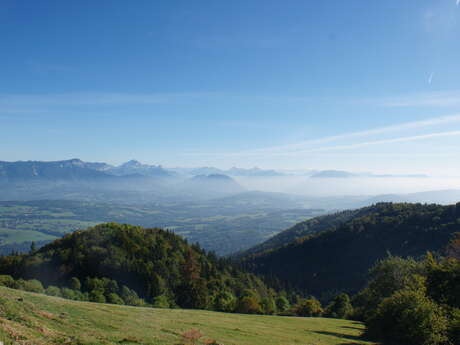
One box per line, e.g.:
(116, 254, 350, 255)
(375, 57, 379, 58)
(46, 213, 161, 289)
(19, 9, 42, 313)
(1, 0, 460, 175)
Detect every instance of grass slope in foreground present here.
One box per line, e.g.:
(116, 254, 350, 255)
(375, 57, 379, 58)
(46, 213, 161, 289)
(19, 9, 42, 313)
(0, 287, 376, 345)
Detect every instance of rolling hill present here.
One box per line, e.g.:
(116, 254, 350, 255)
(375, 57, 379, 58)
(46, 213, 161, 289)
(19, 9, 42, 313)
(0, 223, 275, 311)
(238, 208, 365, 256)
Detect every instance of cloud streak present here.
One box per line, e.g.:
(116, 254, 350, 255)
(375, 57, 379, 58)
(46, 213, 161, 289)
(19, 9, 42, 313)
(189, 129, 460, 158)
(291, 130, 460, 155)
(0, 92, 216, 108)
(187, 113, 460, 159)
(237, 113, 460, 155)
(380, 90, 460, 107)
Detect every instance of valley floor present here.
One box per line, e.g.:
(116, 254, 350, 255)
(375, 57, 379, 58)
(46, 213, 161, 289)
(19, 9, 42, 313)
(0, 287, 376, 345)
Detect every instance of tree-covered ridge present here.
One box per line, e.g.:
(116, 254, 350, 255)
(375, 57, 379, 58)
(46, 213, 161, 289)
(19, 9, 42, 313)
(241, 202, 460, 297)
(239, 207, 364, 257)
(0, 223, 277, 312)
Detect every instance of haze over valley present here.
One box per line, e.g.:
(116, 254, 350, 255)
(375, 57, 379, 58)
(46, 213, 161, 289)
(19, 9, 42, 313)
(2, 1, 460, 345)
(1, 158, 459, 258)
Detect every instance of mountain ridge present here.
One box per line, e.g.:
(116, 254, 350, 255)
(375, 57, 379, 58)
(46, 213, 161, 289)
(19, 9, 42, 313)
(240, 202, 460, 296)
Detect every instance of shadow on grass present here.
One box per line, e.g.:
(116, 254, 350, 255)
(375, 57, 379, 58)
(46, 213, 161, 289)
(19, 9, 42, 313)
(341, 325, 363, 331)
(312, 330, 369, 343)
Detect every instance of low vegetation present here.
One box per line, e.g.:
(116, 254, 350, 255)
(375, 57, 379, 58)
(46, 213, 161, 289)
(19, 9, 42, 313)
(354, 247, 460, 345)
(0, 286, 375, 345)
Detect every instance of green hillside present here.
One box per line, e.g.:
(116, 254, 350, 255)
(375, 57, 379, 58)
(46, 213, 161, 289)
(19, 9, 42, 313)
(239, 207, 363, 256)
(242, 202, 460, 297)
(0, 287, 375, 345)
(0, 223, 276, 313)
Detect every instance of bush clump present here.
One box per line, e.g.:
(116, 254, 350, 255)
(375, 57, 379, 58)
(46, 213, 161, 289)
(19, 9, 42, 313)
(366, 289, 448, 345)
(294, 298, 323, 317)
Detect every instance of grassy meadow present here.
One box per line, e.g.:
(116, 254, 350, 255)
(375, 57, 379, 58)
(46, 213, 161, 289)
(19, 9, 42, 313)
(0, 287, 376, 345)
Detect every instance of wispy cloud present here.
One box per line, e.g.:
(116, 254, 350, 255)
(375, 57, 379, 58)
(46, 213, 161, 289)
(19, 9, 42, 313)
(189, 113, 460, 159)
(0, 92, 215, 108)
(379, 91, 460, 107)
(240, 113, 460, 155)
(428, 72, 434, 85)
(291, 130, 460, 155)
(218, 131, 460, 158)
(186, 129, 460, 159)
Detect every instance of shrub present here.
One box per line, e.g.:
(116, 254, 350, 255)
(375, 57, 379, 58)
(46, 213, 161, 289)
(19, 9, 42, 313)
(61, 287, 75, 299)
(107, 292, 124, 304)
(235, 296, 262, 314)
(425, 255, 460, 308)
(294, 298, 323, 317)
(14, 278, 27, 290)
(89, 289, 106, 303)
(261, 296, 277, 315)
(325, 293, 353, 319)
(70, 277, 81, 291)
(0, 275, 15, 288)
(366, 289, 448, 345)
(275, 296, 290, 313)
(45, 285, 62, 297)
(448, 308, 460, 345)
(22, 279, 45, 293)
(120, 286, 145, 306)
(212, 290, 235, 312)
(353, 256, 427, 322)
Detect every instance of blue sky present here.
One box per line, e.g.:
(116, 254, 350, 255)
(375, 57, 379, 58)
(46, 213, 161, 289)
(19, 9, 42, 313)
(1, 0, 460, 175)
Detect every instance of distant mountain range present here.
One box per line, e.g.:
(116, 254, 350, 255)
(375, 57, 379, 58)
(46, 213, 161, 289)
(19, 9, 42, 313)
(1, 158, 456, 207)
(0, 159, 289, 179)
(0, 159, 432, 180)
(0, 159, 248, 202)
(169, 166, 285, 177)
(107, 160, 172, 177)
(0, 159, 113, 181)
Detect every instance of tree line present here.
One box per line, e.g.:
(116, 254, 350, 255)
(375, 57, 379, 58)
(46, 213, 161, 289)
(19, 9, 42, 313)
(352, 236, 460, 345)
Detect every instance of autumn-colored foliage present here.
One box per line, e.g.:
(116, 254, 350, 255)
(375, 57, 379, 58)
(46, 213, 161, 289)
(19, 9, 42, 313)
(181, 328, 204, 345)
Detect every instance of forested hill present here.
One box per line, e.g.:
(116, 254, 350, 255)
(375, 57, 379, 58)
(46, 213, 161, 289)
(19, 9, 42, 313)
(0, 223, 275, 312)
(238, 208, 365, 256)
(241, 202, 460, 297)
